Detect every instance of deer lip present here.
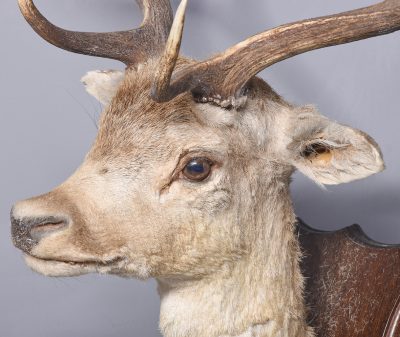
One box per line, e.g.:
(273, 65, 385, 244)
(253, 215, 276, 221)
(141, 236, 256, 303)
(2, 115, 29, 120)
(25, 254, 124, 267)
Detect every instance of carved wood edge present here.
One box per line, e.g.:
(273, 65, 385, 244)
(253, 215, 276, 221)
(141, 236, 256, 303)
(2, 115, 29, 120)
(384, 295, 400, 337)
(297, 219, 400, 337)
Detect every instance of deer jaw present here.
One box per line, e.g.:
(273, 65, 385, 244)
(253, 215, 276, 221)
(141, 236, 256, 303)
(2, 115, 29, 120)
(156, 169, 310, 337)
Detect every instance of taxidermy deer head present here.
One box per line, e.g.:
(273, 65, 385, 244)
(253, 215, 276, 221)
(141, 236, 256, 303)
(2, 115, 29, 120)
(11, 0, 400, 336)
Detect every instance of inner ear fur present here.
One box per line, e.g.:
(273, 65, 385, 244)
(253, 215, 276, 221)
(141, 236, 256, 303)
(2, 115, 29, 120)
(301, 141, 335, 165)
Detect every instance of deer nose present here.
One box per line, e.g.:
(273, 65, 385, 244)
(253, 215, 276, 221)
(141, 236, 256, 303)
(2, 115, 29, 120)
(11, 207, 69, 254)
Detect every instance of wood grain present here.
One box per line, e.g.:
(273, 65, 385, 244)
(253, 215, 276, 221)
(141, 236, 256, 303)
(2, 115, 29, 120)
(298, 221, 400, 337)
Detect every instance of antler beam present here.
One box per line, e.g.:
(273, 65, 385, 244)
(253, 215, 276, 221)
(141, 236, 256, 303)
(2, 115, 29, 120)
(18, 0, 173, 65)
(153, 0, 400, 106)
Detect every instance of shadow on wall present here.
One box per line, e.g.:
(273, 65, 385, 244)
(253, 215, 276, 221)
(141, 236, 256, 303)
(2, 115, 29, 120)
(291, 174, 400, 244)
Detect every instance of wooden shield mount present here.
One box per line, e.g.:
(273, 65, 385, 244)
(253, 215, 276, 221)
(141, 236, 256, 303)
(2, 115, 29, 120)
(298, 220, 400, 337)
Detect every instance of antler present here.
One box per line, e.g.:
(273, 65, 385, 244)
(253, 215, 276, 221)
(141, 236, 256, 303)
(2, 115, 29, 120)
(153, 0, 400, 106)
(152, 0, 187, 102)
(18, 0, 173, 65)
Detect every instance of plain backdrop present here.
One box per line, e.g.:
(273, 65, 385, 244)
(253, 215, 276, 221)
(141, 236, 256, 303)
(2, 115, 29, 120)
(1, 0, 399, 336)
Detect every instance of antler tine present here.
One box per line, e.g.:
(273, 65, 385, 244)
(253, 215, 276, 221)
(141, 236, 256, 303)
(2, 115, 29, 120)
(152, 0, 188, 101)
(18, 0, 173, 65)
(153, 0, 400, 106)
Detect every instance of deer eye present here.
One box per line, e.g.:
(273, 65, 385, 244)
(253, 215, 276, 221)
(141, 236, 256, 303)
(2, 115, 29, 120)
(182, 158, 212, 182)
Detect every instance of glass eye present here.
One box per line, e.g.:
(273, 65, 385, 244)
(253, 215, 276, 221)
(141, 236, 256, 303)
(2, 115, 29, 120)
(182, 158, 212, 182)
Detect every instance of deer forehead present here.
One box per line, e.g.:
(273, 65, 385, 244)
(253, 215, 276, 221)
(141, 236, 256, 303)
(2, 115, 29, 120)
(86, 63, 281, 168)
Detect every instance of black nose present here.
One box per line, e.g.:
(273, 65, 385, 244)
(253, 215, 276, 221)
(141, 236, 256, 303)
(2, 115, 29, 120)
(11, 209, 69, 253)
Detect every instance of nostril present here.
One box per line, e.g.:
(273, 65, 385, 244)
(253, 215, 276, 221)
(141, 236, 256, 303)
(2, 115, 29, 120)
(29, 218, 68, 241)
(10, 209, 69, 253)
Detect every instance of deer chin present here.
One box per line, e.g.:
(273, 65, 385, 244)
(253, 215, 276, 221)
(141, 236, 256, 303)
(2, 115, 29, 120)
(24, 254, 126, 277)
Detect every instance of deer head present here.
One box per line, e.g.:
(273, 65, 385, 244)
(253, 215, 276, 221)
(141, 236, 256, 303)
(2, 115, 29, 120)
(11, 1, 399, 336)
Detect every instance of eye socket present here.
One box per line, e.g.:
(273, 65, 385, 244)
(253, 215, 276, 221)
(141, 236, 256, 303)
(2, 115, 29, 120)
(182, 158, 213, 182)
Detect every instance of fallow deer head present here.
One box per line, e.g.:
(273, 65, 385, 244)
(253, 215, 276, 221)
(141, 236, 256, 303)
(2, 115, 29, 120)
(11, 1, 400, 336)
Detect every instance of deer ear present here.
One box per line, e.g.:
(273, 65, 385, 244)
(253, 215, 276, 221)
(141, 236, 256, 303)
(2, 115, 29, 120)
(81, 70, 124, 105)
(287, 108, 384, 185)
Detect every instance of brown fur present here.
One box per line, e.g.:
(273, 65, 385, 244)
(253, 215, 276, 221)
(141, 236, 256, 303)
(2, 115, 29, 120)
(12, 58, 384, 337)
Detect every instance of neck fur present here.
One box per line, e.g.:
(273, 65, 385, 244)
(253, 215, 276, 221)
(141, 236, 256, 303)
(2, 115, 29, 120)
(157, 180, 312, 337)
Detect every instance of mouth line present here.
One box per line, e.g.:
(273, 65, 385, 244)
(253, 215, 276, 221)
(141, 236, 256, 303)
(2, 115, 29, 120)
(25, 254, 125, 267)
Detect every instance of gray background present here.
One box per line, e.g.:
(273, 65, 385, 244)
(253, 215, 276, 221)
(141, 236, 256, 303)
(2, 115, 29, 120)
(1, 0, 399, 336)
